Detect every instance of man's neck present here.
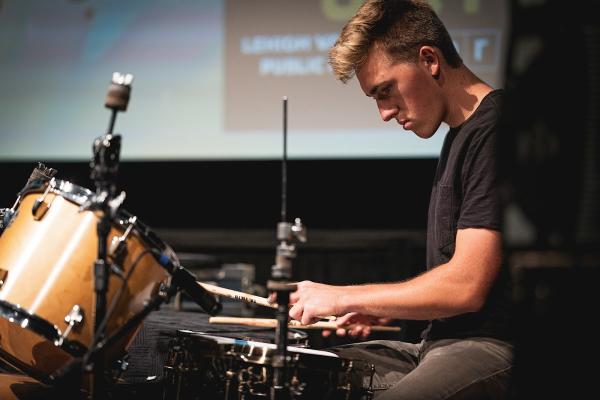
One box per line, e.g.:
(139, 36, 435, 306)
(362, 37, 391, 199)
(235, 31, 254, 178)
(443, 65, 493, 128)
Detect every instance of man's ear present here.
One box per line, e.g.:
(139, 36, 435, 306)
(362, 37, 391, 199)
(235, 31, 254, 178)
(419, 46, 441, 80)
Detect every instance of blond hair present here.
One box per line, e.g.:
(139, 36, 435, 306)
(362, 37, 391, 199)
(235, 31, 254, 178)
(329, 0, 462, 83)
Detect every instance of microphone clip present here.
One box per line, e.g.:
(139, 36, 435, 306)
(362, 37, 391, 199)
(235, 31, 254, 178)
(170, 264, 222, 316)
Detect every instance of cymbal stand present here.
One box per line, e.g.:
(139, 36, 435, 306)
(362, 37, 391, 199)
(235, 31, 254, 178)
(85, 72, 133, 399)
(268, 96, 307, 400)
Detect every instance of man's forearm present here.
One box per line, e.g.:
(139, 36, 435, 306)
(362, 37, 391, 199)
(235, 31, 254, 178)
(339, 261, 482, 320)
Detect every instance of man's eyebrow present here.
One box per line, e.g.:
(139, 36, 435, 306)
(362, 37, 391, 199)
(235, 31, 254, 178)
(367, 80, 391, 97)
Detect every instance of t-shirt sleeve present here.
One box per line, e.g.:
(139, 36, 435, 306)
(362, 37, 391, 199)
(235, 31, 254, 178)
(457, 126, 501, 231)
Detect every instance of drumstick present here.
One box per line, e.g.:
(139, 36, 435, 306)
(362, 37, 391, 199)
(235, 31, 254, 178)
(209, 316, 402, 332)
(197, 281, 337, 321)
(198, 281, 275, 309)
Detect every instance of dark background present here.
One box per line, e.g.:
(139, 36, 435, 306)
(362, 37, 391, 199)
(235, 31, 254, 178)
(0, 158, 436, 231)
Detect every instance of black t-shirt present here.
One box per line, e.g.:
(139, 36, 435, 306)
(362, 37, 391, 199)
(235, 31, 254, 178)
(422, 89, 512, 341)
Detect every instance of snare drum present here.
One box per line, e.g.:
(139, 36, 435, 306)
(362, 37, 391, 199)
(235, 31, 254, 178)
(0, 179, 173, 381)
(120, 309, 309, 386)
(162, 330, 374, 400)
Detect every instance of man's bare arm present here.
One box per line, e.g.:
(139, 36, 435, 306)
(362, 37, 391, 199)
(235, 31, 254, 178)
(289, 228, 502, 324)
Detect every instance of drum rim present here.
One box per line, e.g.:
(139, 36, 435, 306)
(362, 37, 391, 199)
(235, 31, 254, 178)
(176, 328, 309, 346)
(173, 331, 351, 369)
(21, 179, 93, 206)
(0, 299, 87, 357)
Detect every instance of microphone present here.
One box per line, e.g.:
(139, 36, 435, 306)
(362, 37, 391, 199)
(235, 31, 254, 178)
(154, 252, 222, 315)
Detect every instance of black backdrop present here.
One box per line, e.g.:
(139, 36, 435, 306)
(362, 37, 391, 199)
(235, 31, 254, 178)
(1, 158, 436, 231)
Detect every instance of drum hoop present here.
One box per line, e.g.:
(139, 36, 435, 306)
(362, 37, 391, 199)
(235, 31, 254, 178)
(178, 332, 346, 369)
(20, 179, 92, 206)
(177, 328, 308, 346)
(0, 300, 87, 357)
(20, 179, 178, 264)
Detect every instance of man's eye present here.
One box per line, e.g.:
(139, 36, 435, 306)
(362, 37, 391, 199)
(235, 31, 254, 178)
(379, 85, 391, 98)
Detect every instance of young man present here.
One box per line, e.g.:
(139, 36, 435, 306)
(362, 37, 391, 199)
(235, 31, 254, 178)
(288, 1, 513, 399)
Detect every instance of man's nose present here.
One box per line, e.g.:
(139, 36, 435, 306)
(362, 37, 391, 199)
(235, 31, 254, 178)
(377, 101, 397, 122)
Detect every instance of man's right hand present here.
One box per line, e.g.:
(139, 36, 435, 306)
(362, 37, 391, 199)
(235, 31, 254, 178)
(322, 312, 393, 340)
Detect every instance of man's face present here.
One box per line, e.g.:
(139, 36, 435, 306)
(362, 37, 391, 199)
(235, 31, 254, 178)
(356, 44, 445, 139)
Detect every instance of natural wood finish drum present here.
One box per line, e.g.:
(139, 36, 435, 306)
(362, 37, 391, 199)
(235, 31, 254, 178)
(0, 184, 171, 381)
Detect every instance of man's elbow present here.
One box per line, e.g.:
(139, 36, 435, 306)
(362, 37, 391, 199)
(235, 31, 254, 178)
(461, 290, 487, 313)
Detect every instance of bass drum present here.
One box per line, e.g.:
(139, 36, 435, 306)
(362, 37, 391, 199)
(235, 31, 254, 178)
(0, 179, 174, 382)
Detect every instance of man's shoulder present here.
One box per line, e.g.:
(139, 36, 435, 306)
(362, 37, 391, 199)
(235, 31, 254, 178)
(459, 89, 503, 141)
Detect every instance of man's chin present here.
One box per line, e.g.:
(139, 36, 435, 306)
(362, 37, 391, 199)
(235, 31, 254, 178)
(414, 129, 436, 139)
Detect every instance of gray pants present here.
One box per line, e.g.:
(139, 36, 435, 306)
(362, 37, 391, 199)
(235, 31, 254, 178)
(329, 337, 513, 400)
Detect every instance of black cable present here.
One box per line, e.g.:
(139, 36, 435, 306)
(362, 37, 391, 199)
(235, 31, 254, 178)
(91, 248, 154, 347)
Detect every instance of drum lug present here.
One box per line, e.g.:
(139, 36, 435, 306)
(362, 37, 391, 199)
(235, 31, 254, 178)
(365, 363, 375, 400)
(109, 263, 126, 280)
(32, 178, 56, 221)
(58, 305, 84, 344)
(1, 208, 16, 232)
(0, 268, 7, 289)
(1, 195, 22, 232)
(109, 216, 137, 260)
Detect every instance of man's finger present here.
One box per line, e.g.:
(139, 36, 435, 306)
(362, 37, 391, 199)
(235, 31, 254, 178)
(335, 312, 357, 328)
(361, 326, 372, 339)
(289, 302, 303, 321)
(301, 309, 318, 326)
(289, 291, 300, 304)
(336, 328, 347, 337)
(349, 325, 364, 337)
